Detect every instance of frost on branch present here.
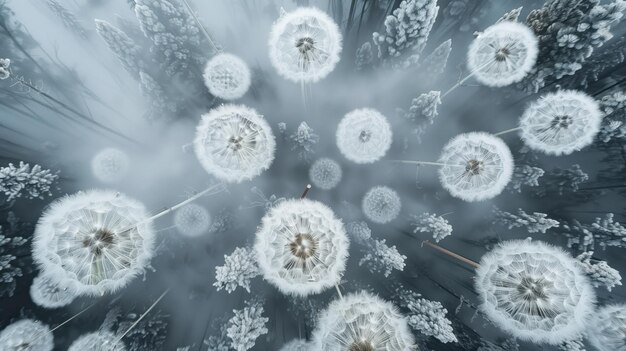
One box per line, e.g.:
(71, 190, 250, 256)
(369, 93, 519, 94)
(537, 164, 589, 196)
(576, 251, 622, 291)
(289, 122, 319, 163)
(496, 7, 523, 23)
(226, 300, 269, 351)
(346, 221, 372, 245)
(397, 91, 441, 143)
(0, 212, 29, 297)
(355, 42, 374, 71)
(359, 238, 406, 277)
(493, 207, 560, 234)
(395, 288, 457, 343)
(557, 214, 626, 251)
(508, 164, 544, 193)
(139, 70, 176, 121)
(598, 91, 626, 143)
(0, 162, 58, 202)
(115, 310, 169, 351)
(372, 0, 440, 69)
(45, 0, 88, 39)
(214, 246, 260, 294)
(420, 39, 452, 77)
(521, 0, 626, 92)
(410, 212, 453, 242)
(95, 19, 143, 77)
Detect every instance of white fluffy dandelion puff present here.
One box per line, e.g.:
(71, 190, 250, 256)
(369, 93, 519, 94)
(312, 291, 415, 351)
(194, 104, 276, 183)
(468, 21, 538, 87)
(203, 53, 251, 100)
(254, 198, 349, 297)
(91, 148, 130, 184)
(438, 132, 513, 202)
(0, 319, 53, 351)
(475, 240, 596, 345)
(279, 339, 311, 351)
(68, 331, 126, 351)
(336, 108, 392, 164)
(173, 203, 211, 238)
(362, 186, 401, 224)
(587, 304, 626, 351)
(520, 90, 602, 156)
(309, 158, 342, 190)
(30, 272, 77, 308)
(32, 190, 155, 296)
(269, 7, 342, 83)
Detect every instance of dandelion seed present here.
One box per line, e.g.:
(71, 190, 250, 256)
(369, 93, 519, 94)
(362, 186, 401, 224)
(68, 331, 126, 351)
(173, 203, 211, 238)
(91, 148, 130, 184)
(194, 105, 276, 183)
(203, 53, 251, 100)
(312, 291, 415, 350)
(32, 190, 155, 296)
(309, 158, 342, 190)
(336, 108, 392, 164)
(269, 7, 342, 83)
(254, 198, 349, 296)
(0, 319, 53, 351)
(468, 21, 538, 87)
(30, 272, 77, 308)
(475, 240, 596, 345)
(438, 132, 513, 202)
(520, 90, 602, 156)
(279, 339, 310, 351)
(587, 304, 626, 351)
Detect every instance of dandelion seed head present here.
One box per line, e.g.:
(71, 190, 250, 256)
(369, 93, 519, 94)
(475, 240, 596, 344)
(336, 108, 392, 164)
(91, 148, 130, 184)
(30, 272, 77, 308)
(362, 186, 401, 224)
(269, 7, 342, 83)
(203, 53, 251, 100)
(68, 331, 126, 351)
(194, 104, 276, 183)
(0, 319, 53, 351)
(32, 190, 155, 296)
(438, 132, 513, 202)
(468, 21, 538, 87)
(174, 203, 211, 238)
(254, 198, 349, 296)
(587, 305, 626, 351)
(279, 338, 310, 351)
(520, 90, 602, 155)
(309, 158, 342, 190)
(312, 291, 415, 351)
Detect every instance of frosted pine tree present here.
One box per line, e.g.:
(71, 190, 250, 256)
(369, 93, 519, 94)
(556, 214, 626, 251)
(0, 162, 58, 202)
(95, 19, 143, 77)
(359, 239, 406, 277)
(226, 300, 269, 351)
(410, 212, 453, 242)
(214, 247, 260, 293)
(522, 0, 626, 92)
(45, 0, 88, 39)
(496, 7, 523, 23)
(397, 91, 441, 142)
(570, 36, 626, 88)
(508, 165, 545, 193)
(395, 288, 457, 344)
(420, 39, 452, 77)
(346, 221, 372, 245)
(372, 0, 440, 68)
(115, 311, 169, 351)
(493, 207, 560, 234)
(0, 212, 29, 297)
(575, 251, 622, 291)
(537, 164, 589, 196)
(289, 122, 319, 162)
(597, 91, 626, 143)
(355, 42, 374, 71)
(139, 71, 176, 121)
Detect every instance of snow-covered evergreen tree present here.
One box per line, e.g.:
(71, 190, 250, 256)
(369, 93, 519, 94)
(557, 214, 626, 251)
(397, 90, 441, 142)
(95, 19, 143, 77)
(45, 0, 88, 39)
(598, 91, 626, 143)
(496, 7, 523, 23)
(289, 122, 319, 162)
(522, 0, 626, 92)
(226, 300, 269, 351)
(493, 207, 560, 234)
(576, 251, 622, 291)
(214, 247, 260, 294)
(346, 221, 372, 245)
(411, 212, 453, 242)
(509, 164, 545, 193)
(359, 238, 406, 277)
(139, 70, 176, 121)
(395, 288, 457, 344)
(355, 42, 374, 71)
(372, 0, 439, 68)
(421, 39, 452, 77)
(0, 212, 28, 297)
(0, 162, 58, 202)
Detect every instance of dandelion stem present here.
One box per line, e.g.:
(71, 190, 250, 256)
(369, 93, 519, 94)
(441, 57, 496, 99)
(390, 160, 463, 167)
(334, 284, 343, 299)
(422, 240, 480, 269)
(31, 302, 97, 344)
(115, 288, 170, 343)
(300, 184, 312, 199)
(493, 126, 522, 136)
